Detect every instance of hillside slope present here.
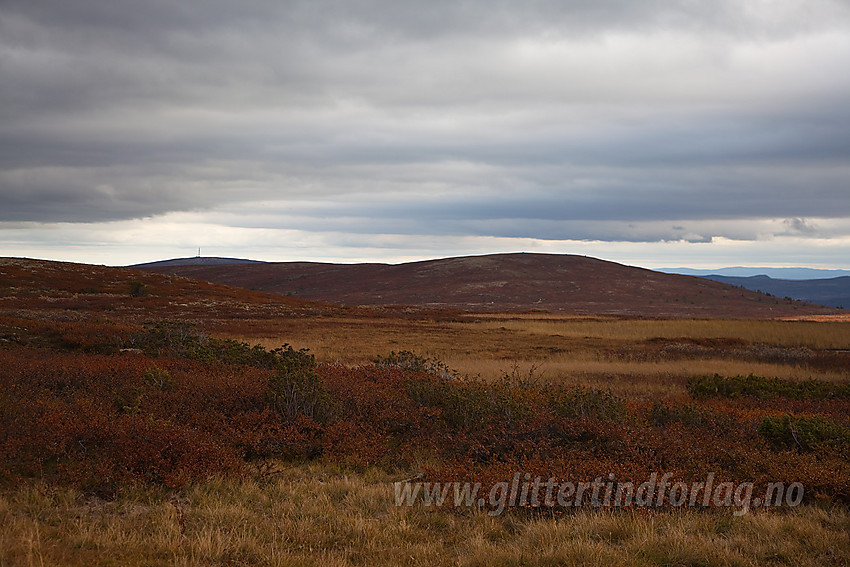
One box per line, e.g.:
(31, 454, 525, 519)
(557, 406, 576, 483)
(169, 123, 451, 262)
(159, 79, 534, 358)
(135, 253, 839, 317)
(0, 257, 353, 340)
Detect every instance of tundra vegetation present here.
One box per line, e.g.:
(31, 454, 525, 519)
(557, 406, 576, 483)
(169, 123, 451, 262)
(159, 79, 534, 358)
(0, 258, 848, 566)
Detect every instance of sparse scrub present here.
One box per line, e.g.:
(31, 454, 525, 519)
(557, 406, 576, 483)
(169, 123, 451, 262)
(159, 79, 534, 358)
(268, 363, 334, 423)
(403, 371, 537, 430)
(2, 340, 848, 503)
(759, 414, 850, 453)
(687, 373, 850, 401)
(649, 402, 724, 429)
(374, 349, 459, 380)
(548, 386, 626, 421)
(142, 365, 175, 391)
(128, 280, 148, 297)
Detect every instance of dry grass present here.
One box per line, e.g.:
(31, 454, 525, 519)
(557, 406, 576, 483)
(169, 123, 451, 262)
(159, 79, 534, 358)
(441, 357, 849, 398)
(2, 464, 848, 567)
(230, 316, 850, 359)
(466, 316, 850, 349)
(230, 317, 850, 394)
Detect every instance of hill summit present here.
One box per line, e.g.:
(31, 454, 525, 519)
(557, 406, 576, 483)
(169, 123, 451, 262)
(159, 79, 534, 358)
(135, 252, 838, 317)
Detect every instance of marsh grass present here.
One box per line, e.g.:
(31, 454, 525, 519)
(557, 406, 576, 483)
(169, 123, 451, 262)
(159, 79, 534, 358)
(464, 316, 850, 349)
(2, 465, 848, 567)
(233, 317, 850, 395)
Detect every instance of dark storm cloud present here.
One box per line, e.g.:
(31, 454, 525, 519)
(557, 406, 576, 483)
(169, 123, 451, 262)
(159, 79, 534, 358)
(1, 0, 849, 240)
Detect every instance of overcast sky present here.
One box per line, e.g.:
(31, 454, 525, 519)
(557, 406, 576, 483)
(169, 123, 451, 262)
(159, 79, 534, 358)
(2, 0, 849, 268)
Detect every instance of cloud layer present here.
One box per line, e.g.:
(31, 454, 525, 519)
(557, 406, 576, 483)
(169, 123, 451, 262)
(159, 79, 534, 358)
(1, 0, 849, 264)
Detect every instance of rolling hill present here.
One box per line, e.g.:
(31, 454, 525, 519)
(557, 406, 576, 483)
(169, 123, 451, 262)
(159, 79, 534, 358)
(0, 256, 354, 339)
(131, 256, 264, 268)
(134, 253, 839, 317)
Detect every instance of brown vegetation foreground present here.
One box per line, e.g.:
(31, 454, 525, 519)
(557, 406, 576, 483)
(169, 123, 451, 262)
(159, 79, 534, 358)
(2, 466, 848, 567)
(1, 257, 849, 565)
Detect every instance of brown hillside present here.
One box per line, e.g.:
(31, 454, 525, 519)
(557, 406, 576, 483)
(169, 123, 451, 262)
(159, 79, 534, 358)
(0, 257, 358, 335)
(136, 253, 838, 317)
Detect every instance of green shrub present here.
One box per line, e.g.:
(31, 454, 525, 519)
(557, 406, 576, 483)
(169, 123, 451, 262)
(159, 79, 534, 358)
(130, 321, 207, 358)
(404, 374, 532, 430)
(263, 344, 333, 423)
(404, 377, 490, 429)
(649, 402, 719, 429)
(131, 321, 333, 423)
(142, 366, 175, 391)
(378, 350, 517, 430)
(759, 414, 850, 452)
(128, 280, 148, 297)
(131, 321, 316, 371)
(267, 365, 334, 424)
(687, 374, 850, 401)
(547, 387, 625, 421)
(374, 350, 459, 380)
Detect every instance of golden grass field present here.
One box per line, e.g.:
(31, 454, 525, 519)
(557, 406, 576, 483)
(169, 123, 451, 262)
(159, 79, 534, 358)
(2, 464, 849, 567)
(234, 316, 850, 400)
(237, 315, 850, 361)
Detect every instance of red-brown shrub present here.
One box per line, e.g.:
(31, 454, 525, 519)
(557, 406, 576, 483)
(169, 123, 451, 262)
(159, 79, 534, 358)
(1, 340, 848, 505)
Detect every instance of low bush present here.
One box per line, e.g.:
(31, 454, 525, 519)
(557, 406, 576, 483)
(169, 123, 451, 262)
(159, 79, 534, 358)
(128, 280, 148, 297)
(548, 387, 626, 421)
(0, 344, 325, 491)
(268, 364, 334, 423)
(2, 338, 849, 505)
(649, 402, 724, 429)
(687, 373, 850, 401)
(373, 350, 459, 380)
(759, 414, 850, 453)
(404, 374, 536, 430)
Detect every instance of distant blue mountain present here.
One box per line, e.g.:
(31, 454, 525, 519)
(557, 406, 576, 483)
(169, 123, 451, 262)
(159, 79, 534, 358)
(697, 275, 850, 309)
(662, 267, 850, 279)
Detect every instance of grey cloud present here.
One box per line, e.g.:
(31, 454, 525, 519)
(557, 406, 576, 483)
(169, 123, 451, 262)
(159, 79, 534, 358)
(208, 192, 843, 243)
(1, 0, 849, 242)
(7, 1, 848, 42)
(783, 217, 817, 235)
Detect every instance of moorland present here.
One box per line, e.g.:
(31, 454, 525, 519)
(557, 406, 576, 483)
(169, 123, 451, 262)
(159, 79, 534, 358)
(1, 256, 848, 566)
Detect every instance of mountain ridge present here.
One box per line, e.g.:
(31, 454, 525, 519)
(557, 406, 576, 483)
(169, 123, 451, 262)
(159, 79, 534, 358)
(701, 274, 850, 309)
(663, 266, 850, 279)
(131, 256, 264, 268)
(133, 252, 840, 317)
